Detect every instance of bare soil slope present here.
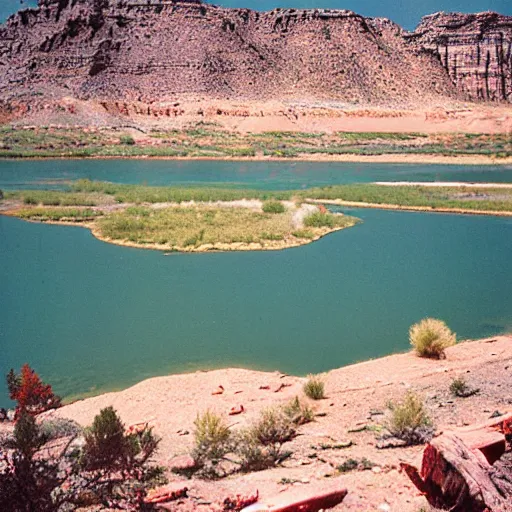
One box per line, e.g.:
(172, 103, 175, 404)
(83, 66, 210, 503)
(43, 335, 512, 511)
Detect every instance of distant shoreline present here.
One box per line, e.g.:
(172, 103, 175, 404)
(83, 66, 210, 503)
(1, 153, 512, 165)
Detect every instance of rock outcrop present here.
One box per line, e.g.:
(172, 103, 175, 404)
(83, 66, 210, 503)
(0, 0, 455, 106)
(413, 11, 512, 102)
(0, 1, 510, 107)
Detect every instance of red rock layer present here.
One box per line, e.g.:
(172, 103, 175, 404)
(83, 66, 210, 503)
(0, 0, 458, 106)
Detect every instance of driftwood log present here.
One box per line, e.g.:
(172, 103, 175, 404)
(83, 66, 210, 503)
(402, 413, 512, 512)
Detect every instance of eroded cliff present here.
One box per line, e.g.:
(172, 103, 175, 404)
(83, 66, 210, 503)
(0, 0, 511, 118)
(0, 0, 456, 106)
(413, 11, 512, 102)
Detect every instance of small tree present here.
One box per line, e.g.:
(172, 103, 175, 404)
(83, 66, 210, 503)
(0, 406, 163, 511)
(7, 364, 61, 417)
(0, 411, 62, 512)
(82, 406, 163, 505)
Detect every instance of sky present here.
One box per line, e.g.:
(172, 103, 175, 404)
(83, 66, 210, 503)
(1, 0, 510, 30)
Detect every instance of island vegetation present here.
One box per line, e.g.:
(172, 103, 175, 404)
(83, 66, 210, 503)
(0, 125, 511, 161)
(1, 181, 512, 252)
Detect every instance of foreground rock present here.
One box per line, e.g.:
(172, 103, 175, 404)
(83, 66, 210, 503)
(402, 413, 512, 511)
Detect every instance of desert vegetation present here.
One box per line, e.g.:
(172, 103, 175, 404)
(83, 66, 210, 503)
(409, 318, 457, 359)
(190, 396, 314, 479)
(3, 181, 360, 252)
(3, 181, 512, 253)
(1, 367, 164, 511)
(0, 126, 511, 159)
(384, 391, 434, 446)
(303, 375, 326, 400)
(449, 376, 480, 398)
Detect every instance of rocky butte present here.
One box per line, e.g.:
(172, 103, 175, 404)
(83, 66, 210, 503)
(0, 0, 511, 126)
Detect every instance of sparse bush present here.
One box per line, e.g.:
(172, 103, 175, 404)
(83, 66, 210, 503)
(192, 410, 232, 477)
(262, 200, 285, 214)
(40, 418, 82, 441)
(338, 457, 375, 473)
(409, 318, 456, 359)
(236, 430, 274, 472)
(386, 391, 433, 445)
(283, 396, 314, 425)
(292, 229, 314, 239)
(450, 376, 480, 398)
(303, 374, 325, 400)
(304, 211, 334, 228)
(248, 408, 295, 462)
(0, 189, 3, 200)
(119, 135, 135, 145)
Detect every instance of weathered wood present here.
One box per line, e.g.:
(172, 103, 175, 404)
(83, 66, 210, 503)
(402, 413, 512, 512)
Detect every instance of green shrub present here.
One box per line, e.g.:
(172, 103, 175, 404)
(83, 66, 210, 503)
(386, 391, 433, 445)
(249, 408, 295, 462)
(83, 406, 129, 471)
(450, 376, 480, 398)
(409, 318, 456, 359)
(292, 229, 314, 239)
(283, 396, 314, 425)
(40, 418, 82, 441)
(262, 200, 285, 214)
(192, 410, 232, 473)
(236, 431, 274, 472)
(0, 189, 3, 200)
(261, 232, 284, 241)
(338, 457, 375, 473)
(304, 212, 334, 228)
(303, 375, 325, 400)
(119, 135, 135, 145)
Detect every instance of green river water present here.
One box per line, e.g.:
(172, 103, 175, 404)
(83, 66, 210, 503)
(1, 160, 511, 407)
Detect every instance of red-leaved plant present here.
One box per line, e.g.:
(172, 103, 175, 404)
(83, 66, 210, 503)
(7, 364, 61, 417)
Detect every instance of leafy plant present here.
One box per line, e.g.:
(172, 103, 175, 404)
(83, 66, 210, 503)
(119, 135, 136, 145)
(386, 391, 434, 445)
(262, 200, 285, 214)
(450, 376, 480, 398)
(303, 375, 325, 400)
(409, 318, 456, 359)
(304, 212, 335, 228)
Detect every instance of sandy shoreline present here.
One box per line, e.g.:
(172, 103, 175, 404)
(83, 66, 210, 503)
(1, 153, 512, 165)
(308, 199, 512, 217)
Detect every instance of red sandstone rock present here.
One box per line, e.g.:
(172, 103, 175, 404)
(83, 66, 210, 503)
(402, 412, 512, 512)
(0, 0, 465, 107)
(240, 486, 347, 512)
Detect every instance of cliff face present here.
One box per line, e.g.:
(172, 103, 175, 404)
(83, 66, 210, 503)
(0, 0, 457, 106)
(413, 11, 512, 102)
(0, 1, 510, 107)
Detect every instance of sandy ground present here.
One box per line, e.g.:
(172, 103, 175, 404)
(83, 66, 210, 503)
(19, 97, 512, 135)
(39, 335, 512, 511)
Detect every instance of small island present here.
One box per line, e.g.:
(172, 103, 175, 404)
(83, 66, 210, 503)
(2, 181, 512, 253)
